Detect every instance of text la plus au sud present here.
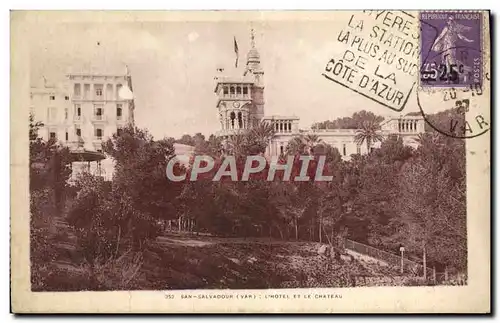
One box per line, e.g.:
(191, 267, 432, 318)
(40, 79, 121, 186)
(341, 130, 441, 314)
(324, 11, 420, 110)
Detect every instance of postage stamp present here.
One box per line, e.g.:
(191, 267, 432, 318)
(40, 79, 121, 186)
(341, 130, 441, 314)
(420, 11, 483, 88)
(417, 11, 489, 139)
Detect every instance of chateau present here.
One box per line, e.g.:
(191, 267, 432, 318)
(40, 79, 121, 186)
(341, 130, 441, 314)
(214, 30, 425, 160)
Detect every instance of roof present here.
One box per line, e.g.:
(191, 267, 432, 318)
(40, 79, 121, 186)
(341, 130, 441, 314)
(262, 115, 300, 121)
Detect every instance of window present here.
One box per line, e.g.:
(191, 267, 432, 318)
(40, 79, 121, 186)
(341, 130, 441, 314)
(117, 128, 123, 136)
(280, 146, 284, 155)
(343, 144, 347, 156)
(116, 104, 123, 120)
(243, 87, 248, 95)
(106, 84, 113, 99)
(94, 104, 104, 120)
(83, 84, 90, 99)
(49, 95, 55, 101)
(49, 131, 56, 140)
(356, 145, 361, 154)
(65, 131, 68, 141)
(223, 87, 229, 95)
(76, 128, 81, 137)
(236, 86, 242, 95)
(65, 96, 69, 101)
(230, 111, 236, 129)
(74, 84, 81, 96)
(95, 127, 103, 139)
(64, 108, 68, 120)
(116, 84, 123, 100)
(47, 107, 57, 121)
(97, 149, 103, 153)
(74, 104, 81, 119)
(95, 84, 103, 97)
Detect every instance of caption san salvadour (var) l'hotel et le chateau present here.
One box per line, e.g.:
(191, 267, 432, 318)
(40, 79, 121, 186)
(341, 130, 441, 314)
(29, 26, 466, 291)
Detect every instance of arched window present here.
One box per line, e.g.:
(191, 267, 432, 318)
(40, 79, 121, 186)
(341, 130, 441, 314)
(223, 86, 229, 95)
(236, 86, 242, 95)
(237, 112, 243, 129)
(230, 86, 235, 96)
(230, 111, 236, 129)
(280, 145, 284, 155)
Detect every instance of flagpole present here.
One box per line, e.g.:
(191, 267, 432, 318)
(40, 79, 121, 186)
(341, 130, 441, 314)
(234, 36, 239, 68)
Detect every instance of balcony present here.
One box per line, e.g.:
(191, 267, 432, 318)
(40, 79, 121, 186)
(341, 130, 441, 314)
(91, 114, 107, 122)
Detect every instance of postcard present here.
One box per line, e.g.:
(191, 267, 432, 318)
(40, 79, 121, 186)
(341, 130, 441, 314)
(11, 10, 490, 313)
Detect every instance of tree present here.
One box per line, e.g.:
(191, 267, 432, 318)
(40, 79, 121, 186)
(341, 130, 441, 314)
(102, 125, 181, 250)
(354, 120, 384, 153)
(176, 134, 195, 146)
(225, 131, 248, 159)
(247, 122, 275, 155)
(286, 136, 307, 155)
(303, 134, 323, 155)
(395, 130, 466, 274)
(270, 181, 309, 240)
(29, 113, 73, 289)
(312, 110, 384, 129)
(29, 113, 72, 210)
(285, 134, 323, 156)
(29, 113, 44, 141)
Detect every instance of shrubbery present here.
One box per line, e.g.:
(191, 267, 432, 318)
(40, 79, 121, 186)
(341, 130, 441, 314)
(29, 110, 467, 290)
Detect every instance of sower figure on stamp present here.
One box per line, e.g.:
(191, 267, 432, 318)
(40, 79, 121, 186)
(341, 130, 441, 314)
(431, 16, 474, 83)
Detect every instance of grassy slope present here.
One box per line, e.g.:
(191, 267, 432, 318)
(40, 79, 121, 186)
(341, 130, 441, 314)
(132, 234, 408, 290)
(41, 233, 417, 291)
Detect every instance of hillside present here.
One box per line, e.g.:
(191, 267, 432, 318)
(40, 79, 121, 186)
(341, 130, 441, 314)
(43, 233, 424, 291)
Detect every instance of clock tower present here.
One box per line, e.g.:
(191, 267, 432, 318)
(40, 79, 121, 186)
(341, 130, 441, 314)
(214, 27, 265, 138)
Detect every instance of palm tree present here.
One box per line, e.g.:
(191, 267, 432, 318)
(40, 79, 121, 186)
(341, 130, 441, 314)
(285, 133, 324, 156)
(303, 134, 323, 155)
(286, 135, 306, 155)
(415, 132, 441, 146)
(248, 122, 276, 154)
(226, 131, 247, 158)
(354, 120, 384, 153)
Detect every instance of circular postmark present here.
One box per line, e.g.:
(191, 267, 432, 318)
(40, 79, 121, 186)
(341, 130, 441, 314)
(417, 47, 490, 139)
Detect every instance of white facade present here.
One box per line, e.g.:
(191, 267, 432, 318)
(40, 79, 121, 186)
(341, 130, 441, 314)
(214, 33, 425, 160)
(30, 73, 135, 181)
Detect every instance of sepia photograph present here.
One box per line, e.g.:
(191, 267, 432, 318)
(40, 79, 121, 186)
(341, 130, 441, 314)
(10, 10, 491, 313)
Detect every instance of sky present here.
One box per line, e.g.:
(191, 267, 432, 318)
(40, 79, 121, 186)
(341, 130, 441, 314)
(29, 16, 428, 140)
